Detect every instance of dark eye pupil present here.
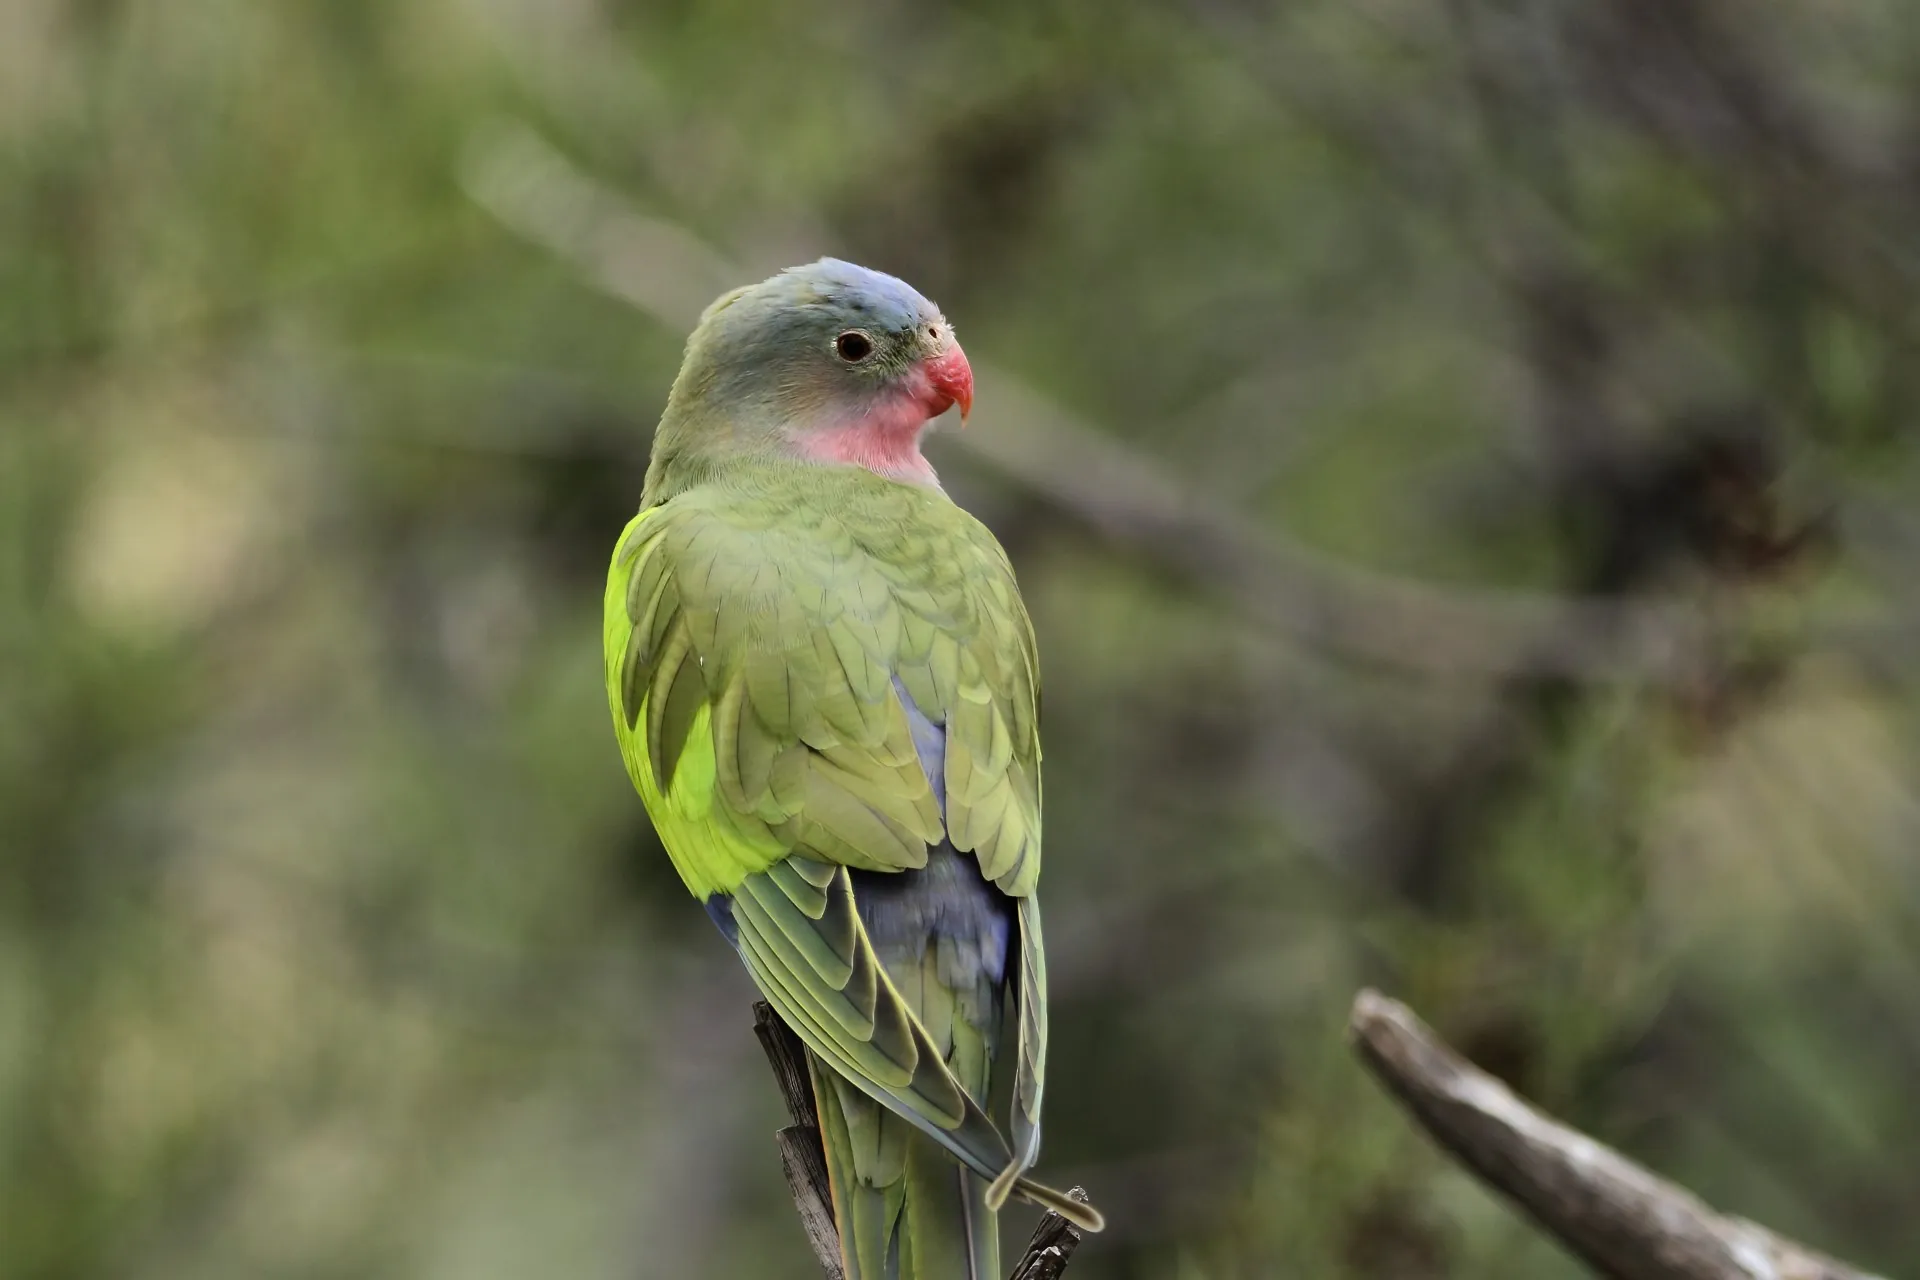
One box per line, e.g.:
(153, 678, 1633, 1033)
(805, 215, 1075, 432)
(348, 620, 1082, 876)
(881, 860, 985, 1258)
(836, 332, 872, 361)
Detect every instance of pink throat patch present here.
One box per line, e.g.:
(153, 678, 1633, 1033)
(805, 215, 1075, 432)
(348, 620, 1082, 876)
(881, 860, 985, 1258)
(794, 386, 942, 486)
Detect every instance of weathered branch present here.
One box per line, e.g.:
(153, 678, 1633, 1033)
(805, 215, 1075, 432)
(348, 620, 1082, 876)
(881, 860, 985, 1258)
(1348, 989, 1888, 1280)
(1007, 1190, 1091, 1280)
(752, 1003, 1089, 1280)
(752, 1003, 844, 1280)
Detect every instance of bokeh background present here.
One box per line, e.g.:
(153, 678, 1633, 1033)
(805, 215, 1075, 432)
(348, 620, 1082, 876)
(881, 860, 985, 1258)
(7, 2, 1920, 1276)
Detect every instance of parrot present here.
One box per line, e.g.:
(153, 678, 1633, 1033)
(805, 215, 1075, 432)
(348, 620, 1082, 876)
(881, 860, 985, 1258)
(603, 258, 1103, 1279)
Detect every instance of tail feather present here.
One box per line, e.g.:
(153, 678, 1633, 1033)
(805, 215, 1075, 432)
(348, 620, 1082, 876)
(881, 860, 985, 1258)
(1002, 1174, 1104, 1234)
(795, 836, 1103, 1276)
(814, 1053, 999, 1280)
(954, 1163, 994, 1280)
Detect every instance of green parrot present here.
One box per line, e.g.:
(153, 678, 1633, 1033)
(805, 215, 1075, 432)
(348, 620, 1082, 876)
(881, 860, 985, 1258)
(603, 259, 1103, 1279)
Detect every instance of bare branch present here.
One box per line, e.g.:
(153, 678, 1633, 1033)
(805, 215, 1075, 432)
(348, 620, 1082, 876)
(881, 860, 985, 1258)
(1349, 989, 1888, 1280)
(752, 1003, 844, 1280)
(1008, 1188, 1092, 1280)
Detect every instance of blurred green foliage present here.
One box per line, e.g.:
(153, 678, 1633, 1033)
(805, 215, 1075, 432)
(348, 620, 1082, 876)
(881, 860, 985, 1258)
(5, 2, 1920, 1277)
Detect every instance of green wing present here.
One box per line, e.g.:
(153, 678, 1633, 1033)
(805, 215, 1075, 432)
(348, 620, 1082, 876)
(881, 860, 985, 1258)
(602, 475, 1088, 1225)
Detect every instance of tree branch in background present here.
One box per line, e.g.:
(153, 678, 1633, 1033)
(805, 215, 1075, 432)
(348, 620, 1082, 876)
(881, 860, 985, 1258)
(752, 1003, 1090, 1280)
(1349, 990, 1888, 1280)
(459, 121, 1903, 687)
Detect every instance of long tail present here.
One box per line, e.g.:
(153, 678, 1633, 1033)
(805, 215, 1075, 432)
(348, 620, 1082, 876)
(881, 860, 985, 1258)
(812, 1054, 999, 1280)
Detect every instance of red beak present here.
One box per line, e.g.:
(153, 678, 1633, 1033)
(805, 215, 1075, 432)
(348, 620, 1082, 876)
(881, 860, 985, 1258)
(921, 343, 974, 423)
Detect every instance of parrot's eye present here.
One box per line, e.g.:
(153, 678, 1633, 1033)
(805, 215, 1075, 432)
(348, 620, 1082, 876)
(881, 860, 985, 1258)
(834, 331, 875, 363)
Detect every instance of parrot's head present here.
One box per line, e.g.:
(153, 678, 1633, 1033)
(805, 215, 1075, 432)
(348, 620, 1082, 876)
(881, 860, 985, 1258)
(650, 259, 972, 491)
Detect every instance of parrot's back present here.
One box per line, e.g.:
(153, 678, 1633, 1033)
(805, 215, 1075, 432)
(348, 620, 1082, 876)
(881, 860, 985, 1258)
(605, 462, 1086, 1279)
